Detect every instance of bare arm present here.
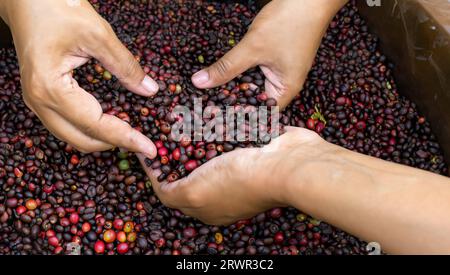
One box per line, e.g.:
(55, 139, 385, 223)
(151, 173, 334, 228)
(140, 127, 450, 255)
(0, 0, 159, 157)
(191, 0, 348, 109)
(284, 137, 450, 255)
(138, 0, 450, 255)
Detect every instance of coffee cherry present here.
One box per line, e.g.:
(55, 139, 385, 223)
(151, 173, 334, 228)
(25, 199, 38, 211)
(117, 243, 129, 254)
(117, 231, 127, 243)
(94, 240, 105, 254)
(103, 230, 116, 243)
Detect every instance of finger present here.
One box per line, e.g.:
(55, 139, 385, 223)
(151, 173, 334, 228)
(137, 154, 182, 208)
(30, 104, 113, 153)
(191, 37, 258, 89)
(86, 23, 159, 96)
(53, 74, 157, 159)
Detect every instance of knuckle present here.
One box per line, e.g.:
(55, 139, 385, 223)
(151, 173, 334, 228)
(158, 196, 175, 209)
(22, 73, 51, 104)
(89, 20, 113, 42)
(124, 129, 140, 150)
(213, 58, 232, 79)
(119, 57, 140, 84)
(244, 31, 264, 53)
(81, 120, 100, 139)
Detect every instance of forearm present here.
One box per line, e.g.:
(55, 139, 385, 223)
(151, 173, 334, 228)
(306, 0, 349, 21)
(0, 0, 13, 25)
(284, 142, 450, 254)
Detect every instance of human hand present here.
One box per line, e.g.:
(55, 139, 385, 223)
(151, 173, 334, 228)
(138, 127, 327, 225)
(0, 0, 159, 157)
(191, 0, 347, 109)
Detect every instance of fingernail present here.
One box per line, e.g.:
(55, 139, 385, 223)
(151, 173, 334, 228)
(143, 144, 157, 159)
(192, 70, 210, 87)
(141, 75, 159, 95)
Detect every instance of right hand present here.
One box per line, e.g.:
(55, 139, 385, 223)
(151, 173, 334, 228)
(191, 0, 347, 109)
(138, 127, 328, 225)
(0, 0, 159, 157)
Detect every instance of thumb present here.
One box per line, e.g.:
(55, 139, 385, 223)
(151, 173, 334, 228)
(89, 24, 159, 96)
(192, 38, 258, 89)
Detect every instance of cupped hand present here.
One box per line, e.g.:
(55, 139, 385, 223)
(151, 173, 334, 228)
(138, 127, 326, 225)
(0, 0, 159, 157)
(191, 0, 347, 109)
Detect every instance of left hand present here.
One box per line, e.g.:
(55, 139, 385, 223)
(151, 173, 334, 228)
(0, 0, 159, 157)
(138, 127, 325, 225)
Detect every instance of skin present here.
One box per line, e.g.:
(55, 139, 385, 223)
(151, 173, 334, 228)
(0, 0, 158, 158)
(2, 0, 450, 254)
(140, 0, 450, 255)
(191, 0, 348, 109)
(141, 126, 450, 255)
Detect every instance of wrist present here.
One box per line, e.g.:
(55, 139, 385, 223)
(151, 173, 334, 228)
(281, 140, 345, 209)
(315, 0, 349, 19)
(254, 129, 338, 207)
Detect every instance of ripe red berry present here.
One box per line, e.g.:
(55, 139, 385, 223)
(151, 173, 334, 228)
(48, 236, 59, 247)
(169, 84, 177, 93)
(25, 199, 37, 211)
(54, 246, 64, 255)
(24, 138, 33, 148)
(103, 229, 116, 243)
(82, 222, 91, 233)
(46, 230, 56, 238)
(70, 155, 79, 165)
(315, 122, 325, 133)
(306, 118, 316, 130)
(14, 168, 23, 178)
(117, 231, 127, 243)
(180, 136, 191, 148)
(117, 242, 129, 254)
(184, 160, 198, 172)
(155, 238, 166, 248)
(113, 219, 124, 230)
(194, 148, 206, 159)
(355, 121, 367, 131)
(94, 240, 105, 254)
(16, 205, 26, 215)
(274, 232, 284, 244)
(69, 213, 79, 224)
(60, 217, 70, 227)
(172, 148, 181, 161)
(154, 140, 164, 149)
(158, 147, 168, 156)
